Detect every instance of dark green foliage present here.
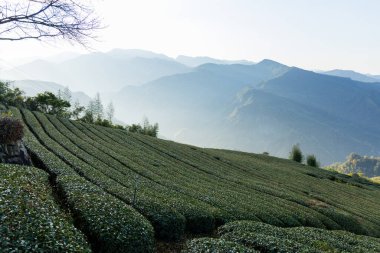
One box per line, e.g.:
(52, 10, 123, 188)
(94, 118, 113, 127)
(80, 110, 95, 123)
(0, 116, 24, 143)
(0, 81, 24, 107)
(289, 144, 304, 163)
(184, 238, 258, 253)
(313, 207, 367, 235)
(0, 103, 7, 111)
(24, 92, 71, 116)
(307, 154, 319, 167)
(128, 118, 159, 137)
(213, 220, 380, 253)
(0, 164, 91, 252)
(113, 124, 125, 129)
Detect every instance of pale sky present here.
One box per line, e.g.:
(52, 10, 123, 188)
(0, 0, 379, 74)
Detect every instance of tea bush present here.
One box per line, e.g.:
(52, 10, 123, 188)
(11, 107, 155, 253)
(0, 164, 90, 252)
(217, 220, 380, 253)
(184, 238, 258, 253)
(7, 106, 380, 250)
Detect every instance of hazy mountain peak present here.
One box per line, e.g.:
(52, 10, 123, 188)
(257, 59, 287, 68)
(107, 48, 173, 61)
(176, 55, 254, 67)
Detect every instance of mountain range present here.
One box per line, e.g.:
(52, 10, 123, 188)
(1, 49, 380, 165)
(322, 69, 380, 83)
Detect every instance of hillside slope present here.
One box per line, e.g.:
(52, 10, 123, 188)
(8, 107, 380, 246)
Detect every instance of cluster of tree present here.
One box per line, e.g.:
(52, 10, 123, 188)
(128, 118, 159, 138)
(0, 81, 159, 137)
(289, 144, 320, 167)
(1, 81, 73, 117)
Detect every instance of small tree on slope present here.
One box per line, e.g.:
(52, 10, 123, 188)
(289, 144, 304, 163)
(306, 154, 320, 167)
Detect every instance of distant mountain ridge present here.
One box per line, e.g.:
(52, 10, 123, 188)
(0, 49, 258, 95)
(2, 49, 380, 165)
(0, 49, 190, 95)
(176, 55, 255, 67)
(112, 58, 380, 165)
(321, 69, 380, 83)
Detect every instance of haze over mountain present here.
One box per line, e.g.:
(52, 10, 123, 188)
(0, 49, 190, 95)
(1, 49, 261, 96)
(225, 69, 380, 164)
(2, 49, 380, 165)
(110, 55, 380, 165)
(322, 69, 380, 83)
(176, 55, 255, 67)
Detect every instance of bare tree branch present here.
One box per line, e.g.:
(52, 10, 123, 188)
(0, 0, 102, 46)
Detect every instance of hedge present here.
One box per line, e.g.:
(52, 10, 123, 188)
(0, 164, 90, 252)
(218, 221, 380, 253)
(184, 238, 258, 253)
(11, 107, 155, 253)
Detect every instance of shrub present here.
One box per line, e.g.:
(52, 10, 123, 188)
(306, 154, 319, 167)
(289, 144, 303, 163)
(0, 117, 24, 143)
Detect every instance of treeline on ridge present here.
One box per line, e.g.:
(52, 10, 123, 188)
(0, 81, 158, 137)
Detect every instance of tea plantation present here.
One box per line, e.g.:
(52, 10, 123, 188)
(3, 106, 380, 252)
(185, 221, 380, 252)
(0, 164, 90, 252)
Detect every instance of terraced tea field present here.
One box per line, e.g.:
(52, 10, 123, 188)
(185, 221, 380, 252)
(4, 106, 380, 252)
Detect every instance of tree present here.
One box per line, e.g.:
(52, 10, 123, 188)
(0, 0, 101, 45)
(0, 81, 24, 107)
(25, 91, 71, 116)
(128, 118, 159, 137)
(71, 99, 85, 120)
(60, 86, 72, 103)
(142, 117, 159, 137)
(306, 154, 319, 167)
(289, 144, 304, 163)
(92, 93, 103, 121)
(105, 102, 115, 123)
(128, 124, 143, 134)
